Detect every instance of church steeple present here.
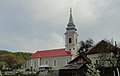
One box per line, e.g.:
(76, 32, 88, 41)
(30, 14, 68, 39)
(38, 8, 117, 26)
(66, 8, 77, 31)
(65, 8, 79, 59)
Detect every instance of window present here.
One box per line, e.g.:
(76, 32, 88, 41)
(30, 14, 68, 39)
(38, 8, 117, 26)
(78, 59, 83, 63)
(76, 39, 77, 44)
(53, 60, 57, 67)
(34, 62, 36, 68)
(39, 58, 41, 65)
(73, 48, 75, 50)
(69, 38, 72, 43)
(66, 59, 69, 65)
(45, 60, 48, 65)
(96, 60, 99, 64)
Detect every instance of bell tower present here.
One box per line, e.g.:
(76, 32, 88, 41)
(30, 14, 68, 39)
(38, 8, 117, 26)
(65, 8, 79, 59)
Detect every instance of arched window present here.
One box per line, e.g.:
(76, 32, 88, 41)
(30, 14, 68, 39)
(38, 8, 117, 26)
(76, 39, 77, 44)
(45, 60, 48, 65)
(34, 62, 36, 68)
(73, 48, 75, 50)
(69, 38, 72, 43)
(53, 60, 57, 67)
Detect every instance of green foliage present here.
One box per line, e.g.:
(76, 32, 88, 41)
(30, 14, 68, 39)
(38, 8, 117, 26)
(0, 50, 32, 70)
(0, 62, 7, 70)
(99, 52, 117, 67)
(0, 50, 11, 55)
(86, 64, 100, 76)
(14, 52, 32, 60)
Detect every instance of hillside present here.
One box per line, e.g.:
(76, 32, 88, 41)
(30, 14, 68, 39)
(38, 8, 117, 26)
(0, 50, 32, 70)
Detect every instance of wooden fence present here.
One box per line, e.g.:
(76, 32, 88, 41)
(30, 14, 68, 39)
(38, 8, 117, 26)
(99, 67, 120, 76)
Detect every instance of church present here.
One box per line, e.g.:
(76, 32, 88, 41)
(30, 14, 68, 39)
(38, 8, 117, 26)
(26, 9, 79, 70)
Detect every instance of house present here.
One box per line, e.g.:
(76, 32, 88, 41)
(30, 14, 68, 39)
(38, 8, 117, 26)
(26, 8, 79, 71)
(86, 40, 120, 67)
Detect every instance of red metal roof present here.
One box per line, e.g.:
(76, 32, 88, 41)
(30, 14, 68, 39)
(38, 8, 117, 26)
(28, 48, 71, 59)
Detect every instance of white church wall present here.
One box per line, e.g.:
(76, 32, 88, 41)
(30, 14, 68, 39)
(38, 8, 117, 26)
(26, 56, 71, 70)
(40, 56, 71, 70)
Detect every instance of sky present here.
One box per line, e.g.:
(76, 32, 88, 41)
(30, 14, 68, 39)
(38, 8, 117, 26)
(0, 0, 120, 53)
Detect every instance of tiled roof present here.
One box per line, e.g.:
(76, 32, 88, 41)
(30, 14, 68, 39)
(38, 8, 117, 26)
(28, 48, 71, 59)
(87, 40, 120, 54)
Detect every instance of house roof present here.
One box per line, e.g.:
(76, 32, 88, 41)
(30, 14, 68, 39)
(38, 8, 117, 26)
(87, 40, 120, 54)
(68, 53, 91, 64)
(28, 48, 71, 59)
(61, 64, 84, 69)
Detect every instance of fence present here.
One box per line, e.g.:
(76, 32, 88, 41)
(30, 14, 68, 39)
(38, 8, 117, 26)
(99, 67, 120, 76)
(47, 70, 59, 76)
(59, 65, 87, 76)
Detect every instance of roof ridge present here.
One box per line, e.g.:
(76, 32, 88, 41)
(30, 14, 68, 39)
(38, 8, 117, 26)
(37, 48, 65, 52)
(86, 40, 103, 53)
(86, 40, 118, 54)
(28, 48, 71, 59)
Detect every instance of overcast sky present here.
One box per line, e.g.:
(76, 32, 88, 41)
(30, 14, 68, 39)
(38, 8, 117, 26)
(0, 0, 120, 53)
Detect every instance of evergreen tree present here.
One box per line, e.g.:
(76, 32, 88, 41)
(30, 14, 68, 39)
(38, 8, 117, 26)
(86, 64, 100, 76)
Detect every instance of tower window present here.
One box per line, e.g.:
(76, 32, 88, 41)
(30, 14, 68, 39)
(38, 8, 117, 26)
(76, 39, 77, 44)
(73, 48, 75, 50)
(69, 38, 72, 43)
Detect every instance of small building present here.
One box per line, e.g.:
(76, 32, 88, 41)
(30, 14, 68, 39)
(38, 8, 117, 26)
(68, 53, 91, 64)
(59, 53, 91, 76)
